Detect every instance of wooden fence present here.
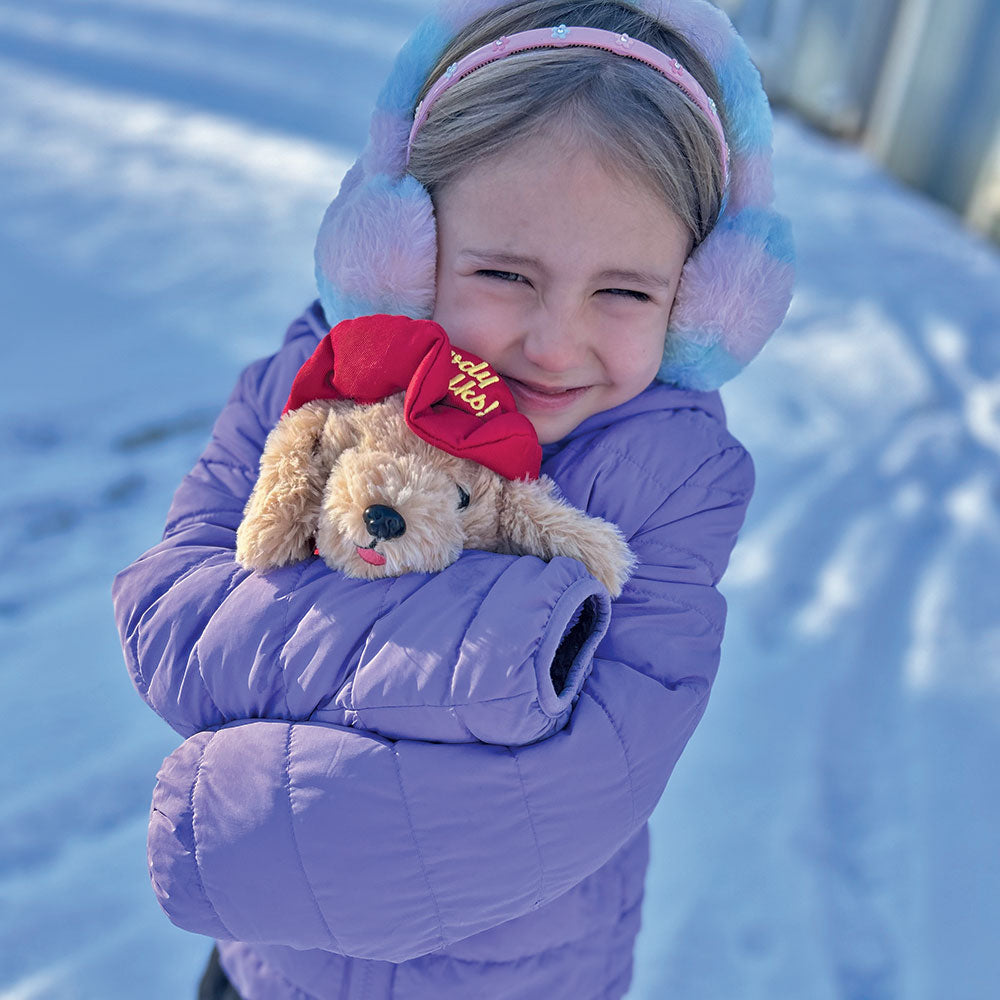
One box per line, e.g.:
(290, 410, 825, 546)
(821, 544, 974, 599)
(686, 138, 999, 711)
(715, 0, 1000, 244)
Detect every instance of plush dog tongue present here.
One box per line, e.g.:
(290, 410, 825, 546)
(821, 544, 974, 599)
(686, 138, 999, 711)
(282, 314, 541, 481)
(356, 546, 386, 566)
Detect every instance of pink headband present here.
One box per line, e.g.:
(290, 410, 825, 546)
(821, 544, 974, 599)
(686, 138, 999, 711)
(406, 24, 730, 189)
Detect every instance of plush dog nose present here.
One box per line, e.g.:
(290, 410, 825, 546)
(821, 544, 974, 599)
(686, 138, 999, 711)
(364, 504, 406, 541)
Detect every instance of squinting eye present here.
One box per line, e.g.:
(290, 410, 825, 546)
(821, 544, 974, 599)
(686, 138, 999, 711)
(601, 288, 651, 302)
(478, 269, 525, 284)
(457, 486, 471, 510)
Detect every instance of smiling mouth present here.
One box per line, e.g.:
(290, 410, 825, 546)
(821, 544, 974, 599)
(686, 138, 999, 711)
(356, 544, 387, 567)
(503, 376, 590, 410)
(505, 376, 581, 393)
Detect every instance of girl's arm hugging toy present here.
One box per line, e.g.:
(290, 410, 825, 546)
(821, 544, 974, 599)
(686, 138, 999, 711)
(236, 313, 635, 596)
(122, 308, 755, 967)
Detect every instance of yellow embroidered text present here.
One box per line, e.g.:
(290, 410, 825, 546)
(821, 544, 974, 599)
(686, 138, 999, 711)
(449, 351, 502, 417)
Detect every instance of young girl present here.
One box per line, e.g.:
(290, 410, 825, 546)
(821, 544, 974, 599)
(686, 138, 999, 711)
(112, 1, 793, 998)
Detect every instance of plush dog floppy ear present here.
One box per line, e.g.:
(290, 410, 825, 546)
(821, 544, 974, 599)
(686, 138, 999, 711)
(497, 477, 636, 598)
(236, 399, 360, 571)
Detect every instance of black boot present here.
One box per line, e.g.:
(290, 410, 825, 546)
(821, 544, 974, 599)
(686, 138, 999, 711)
(198, 946, 243, 1000)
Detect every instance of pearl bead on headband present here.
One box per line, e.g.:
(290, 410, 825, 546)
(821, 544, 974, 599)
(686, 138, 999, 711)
(406, 24, 730, 190)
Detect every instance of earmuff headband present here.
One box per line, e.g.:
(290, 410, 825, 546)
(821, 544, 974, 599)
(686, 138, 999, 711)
(406, 24, 730, 190)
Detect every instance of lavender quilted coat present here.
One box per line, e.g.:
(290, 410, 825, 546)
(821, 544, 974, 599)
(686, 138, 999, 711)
(112, 300, 754, 999)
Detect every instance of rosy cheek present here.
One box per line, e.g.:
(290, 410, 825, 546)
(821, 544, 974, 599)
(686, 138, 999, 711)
(432, 273, 474, 328)
(609, 328, 667, 382)
(432, 286, 504, 361)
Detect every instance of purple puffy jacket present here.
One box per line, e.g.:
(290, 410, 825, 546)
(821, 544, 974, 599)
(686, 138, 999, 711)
(112, 301, 754, 999)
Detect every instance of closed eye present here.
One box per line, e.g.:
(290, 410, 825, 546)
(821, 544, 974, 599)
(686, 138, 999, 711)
(600, 288, 651, 302)
(480, 271, 649, 302)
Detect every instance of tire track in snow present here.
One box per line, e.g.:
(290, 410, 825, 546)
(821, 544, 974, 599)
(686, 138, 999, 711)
(804, 498, 929, 1000)
(721, 258, 1000, 996)
(727, 368, 999, 1000)
(804, 431, 1000, 999)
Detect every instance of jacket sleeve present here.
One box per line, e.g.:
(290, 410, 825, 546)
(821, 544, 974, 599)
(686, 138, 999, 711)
(145, 436, 754, 962)
(112, 347, 610, 747)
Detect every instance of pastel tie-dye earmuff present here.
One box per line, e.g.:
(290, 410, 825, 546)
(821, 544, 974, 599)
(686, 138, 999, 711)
(314, 0, 794, 392)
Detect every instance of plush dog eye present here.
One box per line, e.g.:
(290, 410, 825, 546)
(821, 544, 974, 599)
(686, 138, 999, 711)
(457, 486, 471, 510)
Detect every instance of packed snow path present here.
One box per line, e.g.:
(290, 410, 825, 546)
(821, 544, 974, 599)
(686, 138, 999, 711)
(1, 1, 997, 997)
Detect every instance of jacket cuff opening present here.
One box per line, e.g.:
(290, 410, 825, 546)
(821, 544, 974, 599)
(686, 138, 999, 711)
(535, 582, 611, 719)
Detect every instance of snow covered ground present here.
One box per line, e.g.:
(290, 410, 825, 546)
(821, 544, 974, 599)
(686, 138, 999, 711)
(1, 1, 998, 997)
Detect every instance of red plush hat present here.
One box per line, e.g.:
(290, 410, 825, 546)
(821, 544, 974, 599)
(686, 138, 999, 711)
(283, 314, 541, 481)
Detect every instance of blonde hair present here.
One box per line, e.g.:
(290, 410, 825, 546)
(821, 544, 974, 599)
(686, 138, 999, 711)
(407, 0, 728, 247)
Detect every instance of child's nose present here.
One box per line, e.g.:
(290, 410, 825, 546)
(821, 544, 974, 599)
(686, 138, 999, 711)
(521, 304, 585, 372)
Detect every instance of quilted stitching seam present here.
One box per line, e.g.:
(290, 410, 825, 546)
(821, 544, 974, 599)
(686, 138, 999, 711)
(390, 744, 447, 953)
(631, 537, 717, 578)
(277, 563, 309, 719)
(509, 747, 546, 907)
(621, 586, 724, 637)
(189, 732, 237, 941)
(283, 723, 343, 952)
(190, 643, 226, 724)
(580, 687, 637, 831)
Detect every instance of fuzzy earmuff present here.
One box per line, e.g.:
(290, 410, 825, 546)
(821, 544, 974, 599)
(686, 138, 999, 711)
(314, 0, 794, 393)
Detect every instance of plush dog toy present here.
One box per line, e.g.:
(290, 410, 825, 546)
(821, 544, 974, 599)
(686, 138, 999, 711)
(236, 315, 635, 597)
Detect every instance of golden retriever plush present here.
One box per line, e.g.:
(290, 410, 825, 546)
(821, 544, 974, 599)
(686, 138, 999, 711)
(235, 315, 634, 597)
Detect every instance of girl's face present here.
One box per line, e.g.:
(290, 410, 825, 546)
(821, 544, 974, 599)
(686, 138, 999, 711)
(432, 132, 692, 444)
